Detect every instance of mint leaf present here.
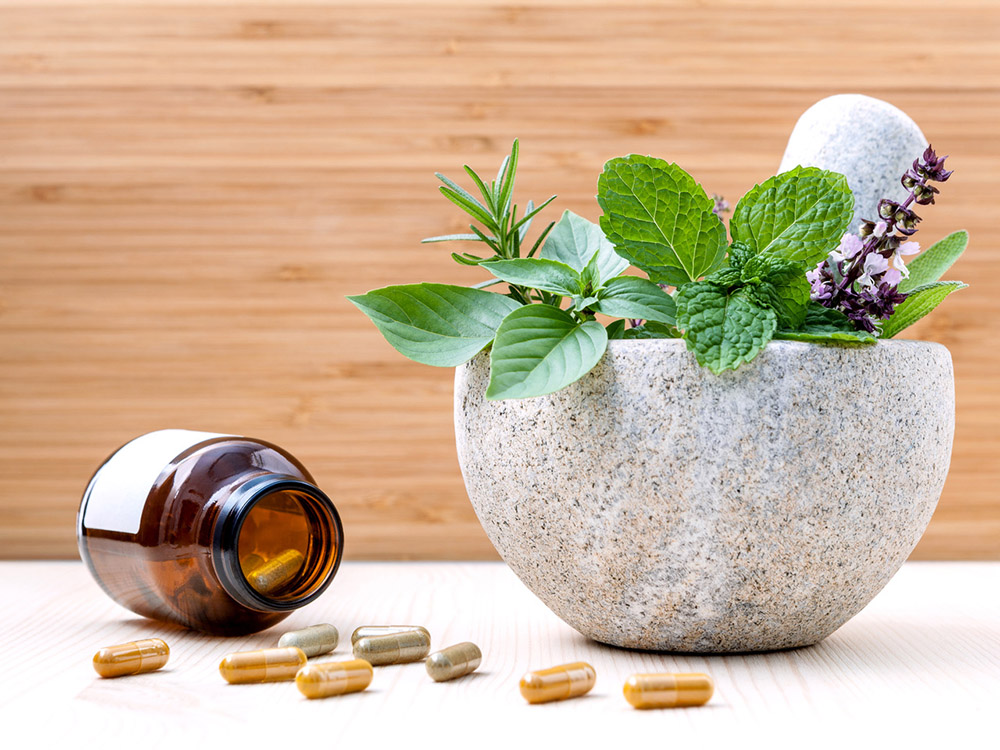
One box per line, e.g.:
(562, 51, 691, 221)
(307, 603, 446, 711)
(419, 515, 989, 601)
(742, 256, 810, 328)
(881, 281, 967, 338)
(899, 230, 968, 293)
(675, 282, 777, 373)
(480, 258, 582, 296)
(597, 155, 727, 286)
(348, 283, 520, 367)
(591, 276, 676, 324)
(730, 166, 853, 268)
(487, 305, 608, 400)
(541, 210, 629, 284)
(775, 305, 875, 344)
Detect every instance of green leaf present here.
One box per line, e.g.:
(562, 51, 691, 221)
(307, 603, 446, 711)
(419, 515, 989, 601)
(606, 319, 626, 339)
(487, 305, 608, 400)
(597, 155, 727, 286)
(675, 283, 777, 373)
(480, 258, 582, 296)
(348, 284, 521, 367)
(422, 233, 485, 244)
(881, 281, 967, 338)
(591, 276, 676, 324)
(774, 304, 876, 344)
(541, 210, 629, 284)
(741, 256, 810, 328)
(730, 166, 853, 268)
(899, 230, 968, 293)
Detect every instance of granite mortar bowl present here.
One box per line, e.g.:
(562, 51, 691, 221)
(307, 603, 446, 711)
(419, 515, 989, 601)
(454, 339, 954, 652)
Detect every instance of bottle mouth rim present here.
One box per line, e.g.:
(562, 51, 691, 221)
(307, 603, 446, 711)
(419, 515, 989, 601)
(213, 475, 344, 612)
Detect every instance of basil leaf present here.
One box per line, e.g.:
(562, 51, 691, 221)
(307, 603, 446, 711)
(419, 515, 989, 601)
(541, 210, 629, 284)
(480, 258, 583, 296)
(592, 276, 676, 324)
(348, 284, 521, 366)
(487, 305, 608, 400)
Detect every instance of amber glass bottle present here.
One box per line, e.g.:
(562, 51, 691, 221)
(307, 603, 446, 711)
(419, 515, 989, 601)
(77, 430, 344, 636)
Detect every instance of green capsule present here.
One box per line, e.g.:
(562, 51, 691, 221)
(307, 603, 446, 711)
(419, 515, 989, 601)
(278, 624, 339, 657)
(350, 625, 430, 647)
(353, 630, 430, 666)
(426, 642, 481, 682)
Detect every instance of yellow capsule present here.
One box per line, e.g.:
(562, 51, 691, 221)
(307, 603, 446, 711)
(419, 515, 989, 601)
(240, 552, 265, 574)
(244, 549, 305, 594)
(353, 629, 431, 666)
(278, 623, 339, 657)
(520, 662, 596, 704)
(623, 672, 714, 709)
(350, 625, 430, 647)
(426, 641, 482, 682)
(296, 659, 373, 699)
(93, 638, 170, 678)
(219, 646, 307, 684)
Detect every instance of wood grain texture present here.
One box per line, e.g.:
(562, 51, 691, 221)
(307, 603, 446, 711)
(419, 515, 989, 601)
(1, 1, 999, 559)
(0, 561, 997, 745)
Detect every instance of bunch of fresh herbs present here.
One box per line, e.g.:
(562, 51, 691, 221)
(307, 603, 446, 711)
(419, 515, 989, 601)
(349, 141, 967, 400)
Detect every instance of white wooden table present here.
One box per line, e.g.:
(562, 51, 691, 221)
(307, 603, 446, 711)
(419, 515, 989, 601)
(0, 562, 997, 747)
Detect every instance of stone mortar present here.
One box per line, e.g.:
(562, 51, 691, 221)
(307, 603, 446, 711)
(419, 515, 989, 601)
(454, 339, 954, 652)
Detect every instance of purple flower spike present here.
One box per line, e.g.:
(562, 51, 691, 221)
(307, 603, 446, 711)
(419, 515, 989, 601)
(807, 146, 951, 334)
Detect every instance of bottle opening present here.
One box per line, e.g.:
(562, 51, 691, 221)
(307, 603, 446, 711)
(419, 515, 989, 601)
(215, 477, 343, 611)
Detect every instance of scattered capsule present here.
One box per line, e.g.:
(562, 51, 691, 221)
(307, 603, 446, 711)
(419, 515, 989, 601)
(426, 641, 482, 682)
(278, 623, 339, 657)
(520, 662, 596, 704)
(93, 638, 170, 678)
(296, 659, 373, 699)
(244, 549, 305, 594)
(353, 629, 431, 666)
(623, 672, 714, 709)
(350, 625, 431, 647)
(219, 646, 306, 684)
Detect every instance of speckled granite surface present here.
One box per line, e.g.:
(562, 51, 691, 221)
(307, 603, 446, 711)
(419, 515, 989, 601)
(455, 339, 954, 652)
(778, 94, 927, 233)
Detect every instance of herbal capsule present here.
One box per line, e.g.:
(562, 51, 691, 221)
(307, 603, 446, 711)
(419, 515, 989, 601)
(353, 630, 431, 665)
(219, 646, 306, 684)
(240, 553, 265, 575)
(519, 662, 596, 704)
(426, 642, 481, 682)
(278, 623, 340, 657)
(93, 638, 170, 678)
(350, 625, 431, 647)
(244, 549, 305, 595)
(296, 659, 373, 699)
(623, 672, 714, 709)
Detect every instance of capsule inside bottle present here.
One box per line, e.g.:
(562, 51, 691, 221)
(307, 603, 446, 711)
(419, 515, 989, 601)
(93, 638, 170, 678)
(426, 642, 482, 682)
(296, 659, 373, 699)
(219, 646, 306, 684)
(353, 629, 431, 665)
(243, 549, 305, 595)
(278, 623, 339, 657)
(519, 662, 596, 704)
(350, 625, 430, 646)
(623, 672, 714, 709)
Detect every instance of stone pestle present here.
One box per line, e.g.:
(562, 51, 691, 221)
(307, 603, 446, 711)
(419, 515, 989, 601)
(778, 94, 928, 233)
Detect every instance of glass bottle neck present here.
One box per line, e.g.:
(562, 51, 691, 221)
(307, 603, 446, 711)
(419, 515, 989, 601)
(213, 474, 343, 612)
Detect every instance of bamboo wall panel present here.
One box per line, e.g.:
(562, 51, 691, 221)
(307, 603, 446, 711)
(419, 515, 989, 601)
(1, 1, 998, 559)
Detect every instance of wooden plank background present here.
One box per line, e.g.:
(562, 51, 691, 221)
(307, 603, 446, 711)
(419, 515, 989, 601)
(1, 0, 998, 560)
